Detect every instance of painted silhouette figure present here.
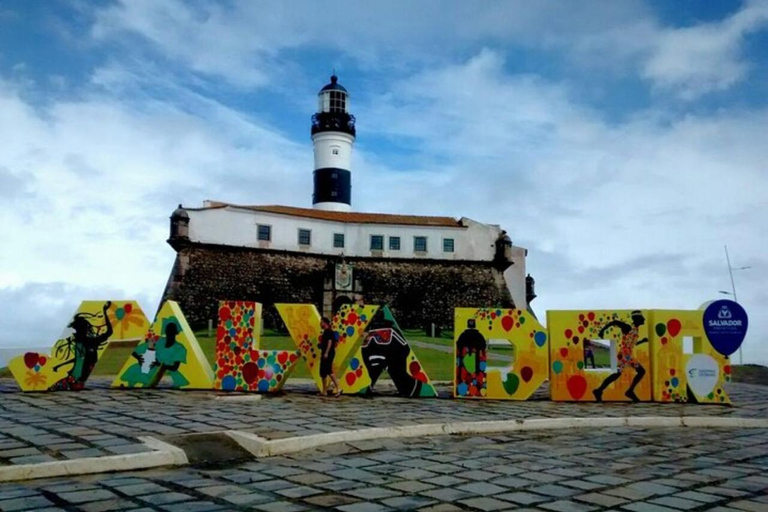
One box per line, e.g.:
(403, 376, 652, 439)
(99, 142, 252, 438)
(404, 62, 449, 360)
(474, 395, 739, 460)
(456, 318, 487, 397)
(361, 325, 429, 397)
(119, 321, 188, 388)
(593, 310, 648, 402)
(49, 301, 113, 391)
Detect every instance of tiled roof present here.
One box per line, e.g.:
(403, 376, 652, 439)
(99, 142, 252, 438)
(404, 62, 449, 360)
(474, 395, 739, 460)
(195, 202, 465, 228)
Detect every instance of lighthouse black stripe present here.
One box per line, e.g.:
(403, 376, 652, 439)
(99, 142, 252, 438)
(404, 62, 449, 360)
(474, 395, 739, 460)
(313, 168, 351, 205)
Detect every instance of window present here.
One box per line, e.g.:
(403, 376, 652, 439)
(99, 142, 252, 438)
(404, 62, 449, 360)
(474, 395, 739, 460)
(414, 236, 427, 252)
(370, 235, 384, 251)
(389, 236, 401, 251)
(332, 148, 339, 155)
(443, 238, 455, 253)
(329, 91, 346, 112)
(257, 224, 271, 242)
(333, 233, 345, 248)
(298, 228, 311, 246)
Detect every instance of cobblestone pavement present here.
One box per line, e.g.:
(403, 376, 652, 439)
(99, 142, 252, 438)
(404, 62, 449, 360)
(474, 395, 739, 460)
(2, 427, 767, 511)
(1, 378, 766, 467)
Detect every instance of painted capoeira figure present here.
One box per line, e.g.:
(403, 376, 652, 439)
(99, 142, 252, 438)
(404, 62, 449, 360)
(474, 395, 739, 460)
(593, 310, 648, 402)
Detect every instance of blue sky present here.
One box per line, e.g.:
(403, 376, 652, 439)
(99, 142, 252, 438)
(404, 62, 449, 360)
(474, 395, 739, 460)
(1, 1, 767, 364)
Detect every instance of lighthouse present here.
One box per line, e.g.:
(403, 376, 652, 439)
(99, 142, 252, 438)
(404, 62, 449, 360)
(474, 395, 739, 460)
(311, 75, 356, 212)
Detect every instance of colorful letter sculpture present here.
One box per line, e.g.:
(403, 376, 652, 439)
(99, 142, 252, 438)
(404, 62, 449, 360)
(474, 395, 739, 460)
(213, 300, 301, 393)
(9, 301, 149, 392)
(454, 308, 548, 400)
(340, 306, 437, 397)
(277, 303, 378, 391)
(548, 310, 652, 402)
(651, 309, 731, 404)
(112, 300, 214, 389)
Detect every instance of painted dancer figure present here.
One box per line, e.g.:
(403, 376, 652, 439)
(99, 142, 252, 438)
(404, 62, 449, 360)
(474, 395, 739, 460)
(49, 301, 113, 390)
(593, 310, 648, 402)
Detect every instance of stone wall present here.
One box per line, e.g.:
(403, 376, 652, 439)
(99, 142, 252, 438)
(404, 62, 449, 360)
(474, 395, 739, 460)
(163, 242, 513, 331)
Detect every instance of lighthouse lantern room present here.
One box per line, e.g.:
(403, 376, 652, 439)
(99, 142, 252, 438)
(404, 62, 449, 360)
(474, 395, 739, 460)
(311, 75, 356, 212)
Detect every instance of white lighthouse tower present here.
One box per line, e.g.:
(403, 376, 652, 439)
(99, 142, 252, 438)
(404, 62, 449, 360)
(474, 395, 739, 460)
(311, 75, 355, 212)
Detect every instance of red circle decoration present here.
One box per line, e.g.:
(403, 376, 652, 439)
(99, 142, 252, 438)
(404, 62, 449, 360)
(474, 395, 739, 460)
(724, 365, 731, 375)
(242, 362, 259, 384)
(564, 329, 573, 339)
(38, 356, 47, 366)
(588, 312, 595, 321)
(661, 337, 668, 345)
(578, 326, 584, 334)
(501, 316, 514, 332)
(560, 347, 568, 357)
(346, 373, 356, 386)
(520, 366, 533, 383)
(278, 352, 288, 365)
(220, 307, 231, 321)
(124, 304, 133, 313)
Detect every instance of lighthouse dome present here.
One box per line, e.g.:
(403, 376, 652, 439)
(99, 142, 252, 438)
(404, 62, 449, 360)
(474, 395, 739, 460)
(319, 74, 348, 93)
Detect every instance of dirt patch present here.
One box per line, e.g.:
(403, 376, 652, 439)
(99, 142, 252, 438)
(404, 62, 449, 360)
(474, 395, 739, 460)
(162, 432, 254, 468)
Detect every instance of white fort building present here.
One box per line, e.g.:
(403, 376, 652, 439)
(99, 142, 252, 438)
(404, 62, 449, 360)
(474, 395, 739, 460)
(165, 75, 536, 328)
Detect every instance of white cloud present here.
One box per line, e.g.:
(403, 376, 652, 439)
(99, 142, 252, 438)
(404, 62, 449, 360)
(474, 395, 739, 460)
(643, 2, 768, 99)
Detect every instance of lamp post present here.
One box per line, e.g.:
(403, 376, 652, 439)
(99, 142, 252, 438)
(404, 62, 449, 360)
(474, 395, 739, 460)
(721, 245, 751, 365)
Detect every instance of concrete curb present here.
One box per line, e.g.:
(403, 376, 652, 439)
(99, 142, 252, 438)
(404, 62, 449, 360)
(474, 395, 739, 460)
(228, 416, 768, 458)
(0, 436, 188, 483)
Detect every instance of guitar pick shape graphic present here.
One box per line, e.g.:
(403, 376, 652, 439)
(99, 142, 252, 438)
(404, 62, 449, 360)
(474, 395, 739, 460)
(702, 300, 748, 357)
(686, 354, 719, 398)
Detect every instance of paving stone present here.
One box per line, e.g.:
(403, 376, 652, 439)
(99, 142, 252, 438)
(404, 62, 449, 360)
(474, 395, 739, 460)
(0, 496, 55, 511)
(138, 492, 193, 505)
(336, 503, 392, 512)
(540, 500, 598, 512)
(456, 481, 506, 495)
(254, 501, 308, 512)
(496, 491, 549, 505)
(457, 497, 512, 511)
(622, 503, 679, 512)
(423, 475, 465, 487)
(575, 492, 629, 507)
(529, 483, 579, 498)
(79, 499, 143, 512)
(415, 505, 463, 512)
(387, 480, 436, 493)
(276, 485, 323, 498)
(346, 485, 402, 500)
(381, 495, 438, 510)
(161, 502, 226, 512)
(728, 501, 767, 512)
(59, 489, 118, 504)
(220, 492, 274, 506)
(420, 487, 475, 502)
(115, 482, 169, 496)
(650, 495, 703, 510)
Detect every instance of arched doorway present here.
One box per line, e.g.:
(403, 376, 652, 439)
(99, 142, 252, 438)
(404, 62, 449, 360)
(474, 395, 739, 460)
(332, 295, 353, 314)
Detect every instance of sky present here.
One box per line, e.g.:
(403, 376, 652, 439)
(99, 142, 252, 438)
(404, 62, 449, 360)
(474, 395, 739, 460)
(1, 0, 767, 364)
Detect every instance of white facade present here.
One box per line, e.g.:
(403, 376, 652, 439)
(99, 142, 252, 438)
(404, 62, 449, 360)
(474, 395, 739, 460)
(312, 132, 354, 171)
(186, 203, 529, 308)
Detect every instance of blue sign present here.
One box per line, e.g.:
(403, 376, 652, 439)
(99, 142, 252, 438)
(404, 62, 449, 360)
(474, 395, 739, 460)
(702, 300, 748, 357)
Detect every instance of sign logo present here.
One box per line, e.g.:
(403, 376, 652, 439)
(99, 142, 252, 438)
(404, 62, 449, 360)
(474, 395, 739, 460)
(718, 305, 732, 319)
(702, 300, 748, 357)
(685, 354, 719, 397)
